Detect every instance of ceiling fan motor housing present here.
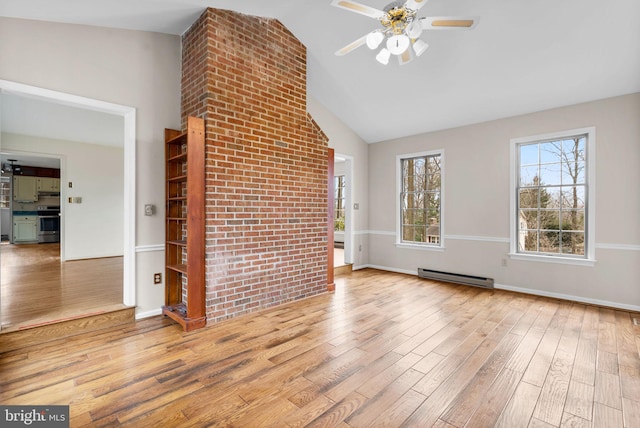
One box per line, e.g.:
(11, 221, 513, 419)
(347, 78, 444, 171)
(381, 1, 416, 36)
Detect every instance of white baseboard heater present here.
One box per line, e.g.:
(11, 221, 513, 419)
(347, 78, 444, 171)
(418, 268, 494, 289)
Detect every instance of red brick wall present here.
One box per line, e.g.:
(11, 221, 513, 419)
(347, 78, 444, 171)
(181, 8, 329, 323)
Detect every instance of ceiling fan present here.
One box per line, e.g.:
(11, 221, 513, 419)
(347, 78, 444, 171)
(332, 0, 478, 65)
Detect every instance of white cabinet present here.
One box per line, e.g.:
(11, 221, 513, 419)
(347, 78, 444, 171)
(13, 216, 37, 242)
(37, 177, 60, 193)
(13, 176, 38, 202)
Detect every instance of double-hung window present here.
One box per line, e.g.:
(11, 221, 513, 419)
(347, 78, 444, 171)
(0, 177, 10, 209)
(397, 150, 443, 248)
(334, 175, 346, 232)
(510, 128, 595, 265)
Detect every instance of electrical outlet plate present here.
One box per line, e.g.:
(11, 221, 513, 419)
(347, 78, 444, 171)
(153, 273, 162, 284)
(633, 318, 640, 326)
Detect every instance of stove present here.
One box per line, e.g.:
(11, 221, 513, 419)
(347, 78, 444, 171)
(37, 205, 60, 243)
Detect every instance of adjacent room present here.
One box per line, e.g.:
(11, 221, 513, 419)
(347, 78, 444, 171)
(0, 94, 127, 332)
(0, 0, 638, 426)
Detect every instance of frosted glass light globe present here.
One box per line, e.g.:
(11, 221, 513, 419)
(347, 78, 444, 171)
(386, 34, 410, 55)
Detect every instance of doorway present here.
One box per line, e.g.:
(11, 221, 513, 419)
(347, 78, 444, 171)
(0, 80, 136, 333)
(333, 153, 354, 269)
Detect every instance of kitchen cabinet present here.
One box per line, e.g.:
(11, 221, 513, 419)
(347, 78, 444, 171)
(13, 176, 38, 202)
(14, 216, 37, 242)
(37, 177, 60, 193)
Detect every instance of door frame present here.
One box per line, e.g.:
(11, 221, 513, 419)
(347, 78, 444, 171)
(334, 153, 354, 265)
(0, 79, 136, 307)
(327, 148, 335, 291)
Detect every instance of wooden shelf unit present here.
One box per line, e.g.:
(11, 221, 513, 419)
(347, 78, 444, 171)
(162, 116, 206, 332)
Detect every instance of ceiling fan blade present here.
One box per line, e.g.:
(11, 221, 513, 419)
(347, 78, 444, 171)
(397, 47, 414, 66)
(420, 16, 479, 30)
(331, 0, 386, 19)
(405, 0, 430, 12)
(335, 35, 367, 56)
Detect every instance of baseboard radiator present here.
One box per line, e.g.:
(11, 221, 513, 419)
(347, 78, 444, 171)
(418, 268, 494, 289)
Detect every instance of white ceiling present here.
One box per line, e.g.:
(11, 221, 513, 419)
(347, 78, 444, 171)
(1, 0, 639, 143)
(1, 93, 124, 147)
(0, 92, 123, 170)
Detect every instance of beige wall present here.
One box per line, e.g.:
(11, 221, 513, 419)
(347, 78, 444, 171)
(308, 96, 370, 268)
(2, 133, 124, 260)
(0, 17, 182, 316)
(367, 93, 640, 310)
(1, 16, 636, 316)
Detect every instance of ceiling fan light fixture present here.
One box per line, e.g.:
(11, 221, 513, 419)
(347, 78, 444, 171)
(332, 1, 479, 64)
(386, 34, 410, 55)
(412, 39, 429, 56)
(406, 20, 422, 39)
(366, 31, 384, 49)
(375, 47, 391, 65)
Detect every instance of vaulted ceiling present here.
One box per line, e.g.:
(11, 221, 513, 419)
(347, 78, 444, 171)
(1, 0, 639, 143)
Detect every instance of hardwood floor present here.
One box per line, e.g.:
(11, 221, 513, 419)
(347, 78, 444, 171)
(0, 243, 124, 333)
(1, 269, 639, 427)
(334, 248, 345, 268)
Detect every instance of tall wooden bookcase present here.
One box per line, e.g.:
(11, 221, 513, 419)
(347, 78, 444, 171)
(162, 116, 206, 332)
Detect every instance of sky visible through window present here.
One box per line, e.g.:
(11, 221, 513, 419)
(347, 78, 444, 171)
(517, 135, 587, 256)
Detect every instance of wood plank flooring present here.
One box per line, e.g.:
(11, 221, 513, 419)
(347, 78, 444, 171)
(1, 243, 124, 333)
(1, 269, 639, 427)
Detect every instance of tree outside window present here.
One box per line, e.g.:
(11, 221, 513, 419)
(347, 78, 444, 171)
(517, 136, 587, 256)
(334, 175, 345, 232)
(400, 152, 442, 245)
(0, 177, 10, 209)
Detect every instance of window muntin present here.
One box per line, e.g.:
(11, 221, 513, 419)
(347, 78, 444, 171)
(400, 153, 442, 246)
(334, 175, 345, 232)
(516, 135, 588, 257)
(0, 177, 10, 209)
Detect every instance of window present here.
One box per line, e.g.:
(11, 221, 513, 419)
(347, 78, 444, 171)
(510, 128, 595, 264)
(0, 177, 10, 208)
(398, 151, 443, 247)
(334, 175, 345, 232)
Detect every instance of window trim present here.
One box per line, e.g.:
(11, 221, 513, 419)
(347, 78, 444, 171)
(334, 174, 346, 232)
(509, 127, 596, 266)
(396, 149, 445, 251)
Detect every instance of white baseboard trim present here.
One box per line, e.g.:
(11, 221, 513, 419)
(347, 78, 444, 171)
(358, 264, 417, 276)
(65, 252, 123, 261)
(355, 265, 640, 312)
(135, 308, 162, 320)
(135, 244, 165, 253)
(494, 283, 640, 312)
